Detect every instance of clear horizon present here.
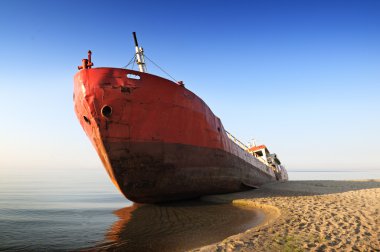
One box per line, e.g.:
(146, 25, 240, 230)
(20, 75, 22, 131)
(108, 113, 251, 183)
(1, 0, 379, 173)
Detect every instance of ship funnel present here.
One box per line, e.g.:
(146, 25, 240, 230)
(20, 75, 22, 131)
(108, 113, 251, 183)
(132, 32, 147, 73)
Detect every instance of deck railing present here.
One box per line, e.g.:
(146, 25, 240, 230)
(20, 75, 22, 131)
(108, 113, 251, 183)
(225, 130, 249, 151)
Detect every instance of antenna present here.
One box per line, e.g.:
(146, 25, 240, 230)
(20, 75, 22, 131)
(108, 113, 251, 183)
(249, 139, 257, 148)
(132, 32, 146, 73)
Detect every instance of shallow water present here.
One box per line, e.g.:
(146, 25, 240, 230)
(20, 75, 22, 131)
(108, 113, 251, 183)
(0, 167, 127, 251)
(0, 167, 263, 251)
(94, 201, 263, 251)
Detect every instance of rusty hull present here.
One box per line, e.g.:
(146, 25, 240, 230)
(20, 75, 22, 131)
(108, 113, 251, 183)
(73, 68, 278, 203)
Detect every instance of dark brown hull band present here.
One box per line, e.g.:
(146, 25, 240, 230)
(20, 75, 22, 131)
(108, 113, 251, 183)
(105, 141, 276, 203)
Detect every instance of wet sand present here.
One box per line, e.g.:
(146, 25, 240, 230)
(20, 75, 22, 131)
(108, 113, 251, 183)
(92, 201, 265, 251)
(196, 180, 380, 251)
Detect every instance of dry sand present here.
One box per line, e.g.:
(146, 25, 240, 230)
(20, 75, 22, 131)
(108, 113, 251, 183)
(195, 180, 380, 252)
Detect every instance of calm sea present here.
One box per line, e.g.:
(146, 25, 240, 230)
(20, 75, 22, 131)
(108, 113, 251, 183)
(0, 167, 263, 251)
(288, 170, 380, 180)
(1, 167, 379, 251)
(0, 167, 128, 251)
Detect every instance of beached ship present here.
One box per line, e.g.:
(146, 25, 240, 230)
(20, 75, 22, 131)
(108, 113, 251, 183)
(73, 33, 288, 203)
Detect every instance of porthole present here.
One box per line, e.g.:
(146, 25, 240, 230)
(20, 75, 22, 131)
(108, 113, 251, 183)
(101, 105, 112, 118)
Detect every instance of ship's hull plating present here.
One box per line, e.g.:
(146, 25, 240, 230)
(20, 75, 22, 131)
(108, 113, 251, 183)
(74, 68, 280, 203)
(102, 141, 275, 203)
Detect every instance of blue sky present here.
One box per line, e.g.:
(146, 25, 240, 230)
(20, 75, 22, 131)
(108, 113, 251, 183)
(0, 0, 379, 172)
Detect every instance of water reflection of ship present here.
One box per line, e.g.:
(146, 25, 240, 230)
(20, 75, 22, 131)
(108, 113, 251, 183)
(97, 201, 264, 251)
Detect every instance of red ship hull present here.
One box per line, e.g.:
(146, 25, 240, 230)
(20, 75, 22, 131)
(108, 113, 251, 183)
(74, 68, 279, 203)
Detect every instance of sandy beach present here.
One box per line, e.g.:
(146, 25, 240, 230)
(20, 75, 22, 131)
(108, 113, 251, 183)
(196, 180, 380, 252)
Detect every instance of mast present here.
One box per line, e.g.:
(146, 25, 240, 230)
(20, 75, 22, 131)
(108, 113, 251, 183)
(132, 32, 147, 73)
